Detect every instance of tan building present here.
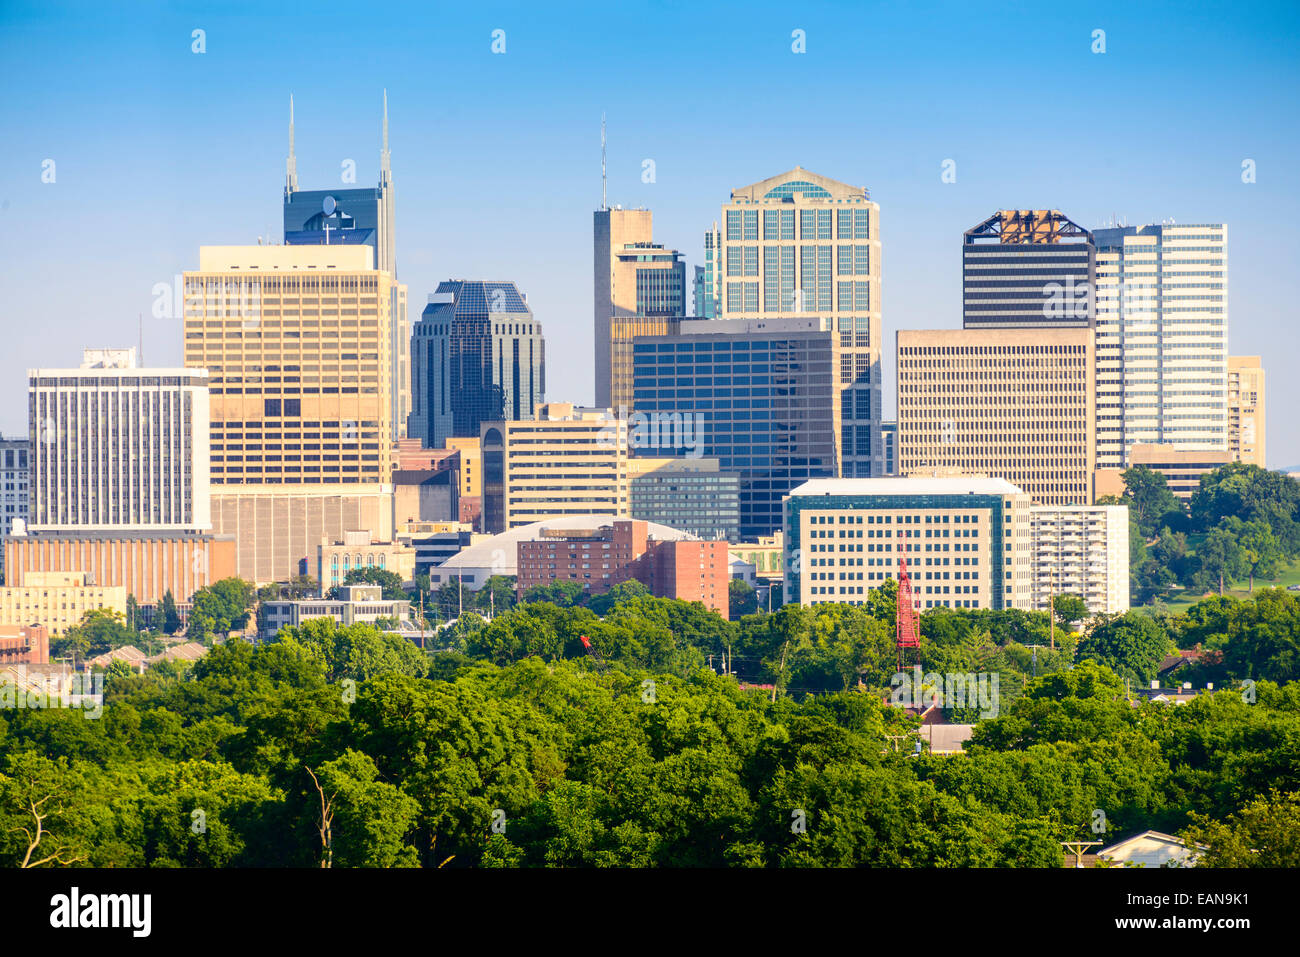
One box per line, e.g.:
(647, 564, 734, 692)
(594, 207, 654, 408)
(444, 436, 482, 526)
(184, 245, 398, 582)
(728, 531, 785, 581)
(1227, 356, 1265, 466)
(317, 530, 417, 592)
(1029, 505, 1130, 616)
(481, 403, 629, 533)
(610, 315, 682, 416)
(1121, 444, 1233, 502)
(896, 328, 1095, 506)
(783, 477, 1031, 610)
(0, 571, 127, 637)
(3, 531, 237, 605)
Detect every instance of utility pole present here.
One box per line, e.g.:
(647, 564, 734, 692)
(1060, 840, 1101, 869)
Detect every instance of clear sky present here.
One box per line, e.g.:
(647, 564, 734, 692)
(2, 0, 1297, 464)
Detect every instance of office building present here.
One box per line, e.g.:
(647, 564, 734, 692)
(0, 571, 127, 637)
(962, 209, 1095, 329)
(728, 531, 785, 582)
(880, 420, 897, 476)
(282, 93, 409, 440)
(629, 456, 741, 542)
(1112, 444, 1233, 502)
(184, 244, 398, 582)
(1029, 504, 1130, 616)
(481, 403, 628, 534)
(259, 583, 411, 639)
(709, 168, 883, 477)
(609, 315, 684, 417)
(445, 437, 482, 526)
(28, 348, 211, 530)
(396, 522, 483, 577)
(1227, 356, 1265, 466)
(0, 436, 30, 581)
(696, 224, 721, 319)
(515, 519, 729, 614)
(631, 317, 839, 538)
(408, 280, 545, 446)
(896, 328, 1095, 506)
(1093, 223, 1228, 466)
(782, 477, 1031, 610)
(594, 207, 652, 407)
(317, 530, 417, 592)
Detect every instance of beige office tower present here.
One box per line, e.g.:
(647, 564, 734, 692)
(1093, 224, 1228, 467)
(896, 328, 1095, 506)
(714, 168, 882, 476)
(481, 403, 629, 533)
(1029, 504, 1130, 616)
(1227, 356, 1265, 466)
(593, 207, 653, 408)
(183, 244, 396, 582)
(609, 316, 682, 414)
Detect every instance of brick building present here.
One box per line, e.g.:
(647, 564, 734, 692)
(515, 519, 729, 614)
(0, 623, 49, 665)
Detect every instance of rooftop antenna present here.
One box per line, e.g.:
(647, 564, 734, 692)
(601, 113, 607, 210)
(380, 89, 392, 187)
(138, 313, 143, 366)
(286, 94, 298, 197)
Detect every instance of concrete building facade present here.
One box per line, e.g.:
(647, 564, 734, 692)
(593, 207, 653, 408)
(0, 571, 127, 637)
(1227, 356, 1265, 466)
(629, 456, 741, 542)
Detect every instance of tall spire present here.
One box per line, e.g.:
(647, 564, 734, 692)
(380, 89, 392, 187)
(286, 94, 298, 196)
(600, 112, 607, 210)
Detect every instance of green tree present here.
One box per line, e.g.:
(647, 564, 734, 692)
(330, 566, 406, 600)
(1121, 466, 1185, 539)
(521, 580, 588, 608)
(310, 750, 421, 868)
(277, 618, 428, 683)
(728, 579, 759, 620)
(188, 578, 256, 640)
(1196, 523, 1245, 596)
(1052, 594, 1089, 632)
(1075, 611, 1172, 687)
(1180, 789, 1300, 867)
(51, 608, 136, 666)
(158, 590, 181, 635)
(1230, 517, 1283, 591)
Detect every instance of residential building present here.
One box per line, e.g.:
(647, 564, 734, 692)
(282, 93, 409, 439)
(710, 168, 883, 477)
(430, 515, 694, 589)
(631, 317, 839, 538)
(629, 457, 741, 542)
(481, 403, 629, 534)
(0, 624, 49, 666)
(408, 280, 545, 446)
(0, 571, 127, 637)
(515, 519, 729, 614)
(1096, 831, 1202, 868)
(962, 209, 1095, 329)
(183, 243, 398, 582)
(317, 530, 417, 592)
(1227, 356, 1265, 466)
(896, 328, 1095, 506)
(782, 477, 1031, 610)
(1029, 504, 1130, 616)
(1093, 223, 1228, 467)
(259, 583, 412, 639)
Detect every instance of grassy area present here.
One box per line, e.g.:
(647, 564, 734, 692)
(1143, 558, 1300, 614)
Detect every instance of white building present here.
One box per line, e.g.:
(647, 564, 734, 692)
(1093, 224, 1228, 468)
(1029, 504, 1130, 616)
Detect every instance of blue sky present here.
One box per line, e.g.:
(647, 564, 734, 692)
(3, 0, 1298, 464)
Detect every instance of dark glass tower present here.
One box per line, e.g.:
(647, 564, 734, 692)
(408, 280, 545, 446)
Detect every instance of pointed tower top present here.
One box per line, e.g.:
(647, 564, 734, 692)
(601, 113, 607, 210)
(286, 94, 298, 197)
(380, 89, 392, 186)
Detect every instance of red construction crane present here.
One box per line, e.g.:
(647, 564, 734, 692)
(578, 635, 608, 674)
(895, 529, 921, 671)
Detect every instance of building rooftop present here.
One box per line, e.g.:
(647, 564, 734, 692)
(438, 515, 696, 575)
(788, 477, 1023, 498)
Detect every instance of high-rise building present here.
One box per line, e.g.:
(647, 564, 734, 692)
(184, 244, 398, 582)
(896, 328, 1096, 506)
(1029, 504, 1130, 616)
(408, 281, 545, 447)
(282, 93, 410, 441)
(880, 420, 897, 476)
(629, 457, 741, 542)
(594, 207, 654, 408)
(28, 348, 210, 531)
(631, 317, 839, 539)
(1093, 223, 1228, 466)
(0, 436, 30, 582)
(712, 168, 882, 477)
(782, 477, 1031, 611)
(481, 403, 629, 534)
(962, 209, 1095, 329)
(1227, 356, 1264, 466)
(609, 316, 685, 416)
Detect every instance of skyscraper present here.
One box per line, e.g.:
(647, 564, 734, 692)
(962, 210, 1096, 329)
(282, 93, 410, 442)
(712, 168, 882, 477)
(408, 280, 545, 447)
(1093, 223, 1228, 466)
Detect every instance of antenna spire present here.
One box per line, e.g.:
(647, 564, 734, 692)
(380, 89, 392, 186)
(286, 94, 298, 196)
(601, 113, 607, 210)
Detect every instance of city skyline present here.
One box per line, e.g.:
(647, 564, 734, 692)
(2, 0, 1297, 464)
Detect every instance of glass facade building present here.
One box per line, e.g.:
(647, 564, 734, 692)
(631, 318, 837, 539)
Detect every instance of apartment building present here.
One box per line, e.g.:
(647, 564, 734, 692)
(1029, 504, 1130, 616)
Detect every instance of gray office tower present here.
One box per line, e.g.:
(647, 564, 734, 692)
(962, 209, 1095, 328)
(631, 317, 837, 538)
(408, 281, 545, 445)
(282, 93, 409, 439)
